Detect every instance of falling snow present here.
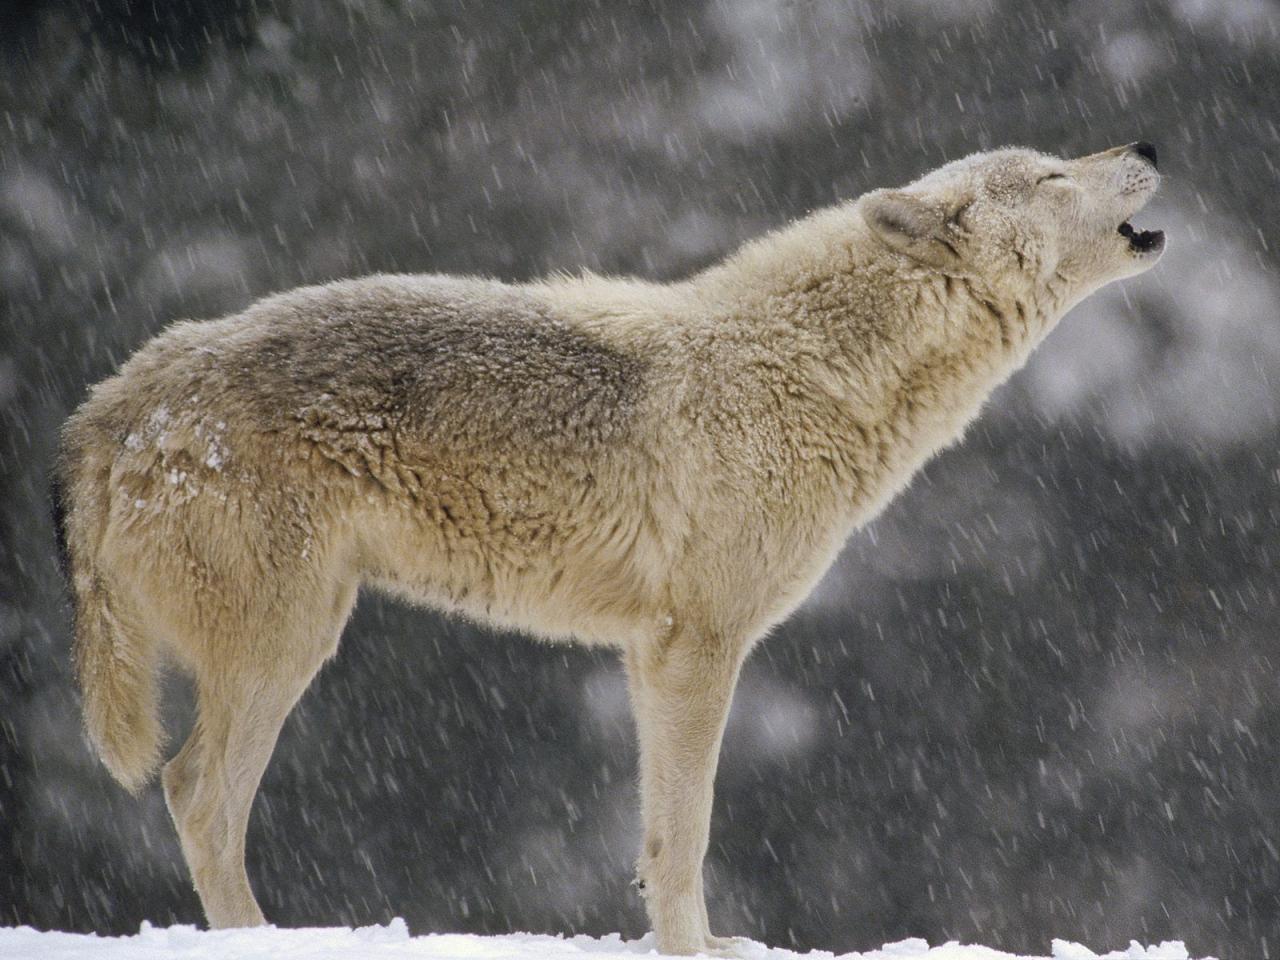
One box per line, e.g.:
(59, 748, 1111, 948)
(3, 3, 1279, 960)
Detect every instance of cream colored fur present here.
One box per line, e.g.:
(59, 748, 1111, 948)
(58, 144, 1164, 954)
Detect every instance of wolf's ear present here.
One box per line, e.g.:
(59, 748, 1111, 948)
(860, 190, 966, 271)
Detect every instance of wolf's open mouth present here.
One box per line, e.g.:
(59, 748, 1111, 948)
(1118, 220, 1164, 254)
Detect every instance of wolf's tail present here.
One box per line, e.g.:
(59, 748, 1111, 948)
(57, 434, 163, 793)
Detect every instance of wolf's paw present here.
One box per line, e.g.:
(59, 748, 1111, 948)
(699, 935, 759, 958)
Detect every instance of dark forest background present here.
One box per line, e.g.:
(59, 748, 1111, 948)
(3, 1, 1280, 957)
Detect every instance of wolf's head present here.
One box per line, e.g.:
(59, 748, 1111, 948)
(858, 143, 1164, 315)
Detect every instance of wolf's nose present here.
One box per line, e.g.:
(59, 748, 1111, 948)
(1129, 141, 1158, 169)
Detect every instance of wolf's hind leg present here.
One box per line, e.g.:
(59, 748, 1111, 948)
(163, 586, 354, 928)
(163, 664, 309, 928)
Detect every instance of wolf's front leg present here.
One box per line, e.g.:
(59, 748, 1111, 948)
(627, 625, 746, 956)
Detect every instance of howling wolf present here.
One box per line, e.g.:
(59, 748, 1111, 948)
(58, 143, 1164, 954)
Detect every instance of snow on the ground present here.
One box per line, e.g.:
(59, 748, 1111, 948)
(0, 919, 1212, 960)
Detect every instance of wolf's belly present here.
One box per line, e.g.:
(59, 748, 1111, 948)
(352, 470, 667, 648)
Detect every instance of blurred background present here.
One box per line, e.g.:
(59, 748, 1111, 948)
(2, 1, 1279, 957)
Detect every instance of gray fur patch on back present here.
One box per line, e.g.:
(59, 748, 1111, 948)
(234, 276, 644, 465)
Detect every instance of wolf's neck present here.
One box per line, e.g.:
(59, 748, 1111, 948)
(699, 237, 1044, 524)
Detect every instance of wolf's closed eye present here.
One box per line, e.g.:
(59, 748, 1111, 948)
(948, 199, 975, 230)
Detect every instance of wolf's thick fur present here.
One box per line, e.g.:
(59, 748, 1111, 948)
(59, 144, 1163, 953)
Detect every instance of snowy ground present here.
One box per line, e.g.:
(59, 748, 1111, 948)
(0, 920, 1210, 960)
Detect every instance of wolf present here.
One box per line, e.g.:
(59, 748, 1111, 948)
(57, 143, 1164, 954)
